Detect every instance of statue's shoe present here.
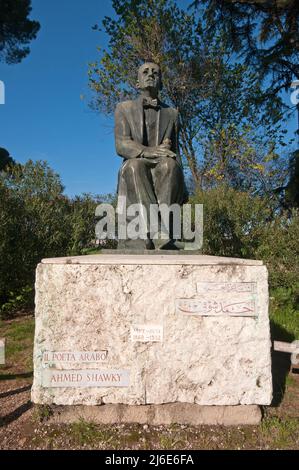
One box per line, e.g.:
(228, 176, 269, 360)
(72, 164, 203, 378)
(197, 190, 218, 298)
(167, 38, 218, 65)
(155, 239, 180, 250)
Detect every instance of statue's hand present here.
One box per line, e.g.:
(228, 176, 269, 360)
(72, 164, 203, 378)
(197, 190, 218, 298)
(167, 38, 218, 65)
(161, 138, 172, 150)
(161, 148, 177, 158)
(158, 145, 176, 158)
(159, 139, 176, 158)
(142, 145, 176, 159)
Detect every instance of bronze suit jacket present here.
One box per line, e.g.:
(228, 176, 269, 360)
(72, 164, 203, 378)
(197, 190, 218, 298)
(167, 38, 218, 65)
(114, 96, 183, 167)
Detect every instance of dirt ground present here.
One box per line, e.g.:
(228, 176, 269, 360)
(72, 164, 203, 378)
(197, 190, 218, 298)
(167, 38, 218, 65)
(0, 315, 298, 450)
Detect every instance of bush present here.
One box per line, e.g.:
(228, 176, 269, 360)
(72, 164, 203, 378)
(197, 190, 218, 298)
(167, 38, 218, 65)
(191, 185, 272, 258)
(191, 186, 299, 298)
(1, 162, 298, 317)
(0, 161, 71, 314)
(0, 160, 117, 317)
(67, 193, 116, 254)
(257, 210, 299, 297)
(0, 181, 29, 308)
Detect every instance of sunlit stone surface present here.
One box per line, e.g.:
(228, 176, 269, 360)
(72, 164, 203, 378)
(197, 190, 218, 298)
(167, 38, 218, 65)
(32, 254, 272, 406)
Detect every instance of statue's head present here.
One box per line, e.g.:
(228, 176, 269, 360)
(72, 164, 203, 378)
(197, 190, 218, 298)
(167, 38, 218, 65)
(136, 62, 162, 93)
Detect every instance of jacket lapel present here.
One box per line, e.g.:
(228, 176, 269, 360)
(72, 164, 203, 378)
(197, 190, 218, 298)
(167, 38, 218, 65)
(130, 97, 144, 144)
(158, 106, 172, 145)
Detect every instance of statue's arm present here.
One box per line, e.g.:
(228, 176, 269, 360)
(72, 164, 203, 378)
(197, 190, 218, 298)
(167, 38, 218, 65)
(172, 109, 183, 167)
(114, 103, 145, 159)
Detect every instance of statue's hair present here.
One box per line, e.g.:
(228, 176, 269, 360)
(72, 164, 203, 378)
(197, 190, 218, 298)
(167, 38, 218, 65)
(138, 61, 161, 73)
(141, 59, 160, 68)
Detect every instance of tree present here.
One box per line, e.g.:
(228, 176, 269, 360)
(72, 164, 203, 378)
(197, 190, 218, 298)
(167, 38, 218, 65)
(0, 158, 116, 314)
(89, 0, 208, 184)
(0, 147, 15, 170)
(187, 59, 288, 194)
(193, 0, 299, 204)
(285, 149, 299, 208)
(88, 0, 288, 193)
(192, 1, 299, 92)
(0, 160, 70, 309)
(0, 0, 40, 64)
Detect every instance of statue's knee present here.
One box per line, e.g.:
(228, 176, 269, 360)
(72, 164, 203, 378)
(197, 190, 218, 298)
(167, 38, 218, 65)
(159, 156, 178, 172)
(121, 158, 144, 176)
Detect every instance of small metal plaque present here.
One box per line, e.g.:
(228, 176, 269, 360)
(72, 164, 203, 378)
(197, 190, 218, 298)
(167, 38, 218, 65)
(42, 369, 130, 388)
(197, 282, 256, 293)
(42, 351, 108, 366)
(130, 325, 163, 342)
(274, 341, 298, 354)
(176, 298, 256, 317)
(0, 338, 5, 364)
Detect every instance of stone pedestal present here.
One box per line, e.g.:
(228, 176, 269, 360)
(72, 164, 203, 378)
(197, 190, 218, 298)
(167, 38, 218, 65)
(31, 254, 272, 417)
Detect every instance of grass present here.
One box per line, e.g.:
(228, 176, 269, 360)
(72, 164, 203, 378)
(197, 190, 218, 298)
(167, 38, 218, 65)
(260, 417, 299, 449)
(269, 287, 299, 342)
(81, 244, 117, 255)
(0, 315, 34, 376)
(24, 418, 298, 450)
(69, 419, 116, 448)
(286, 375, 296, 388)
(81, 247, 102, 255)
(33, 404, 53, 422)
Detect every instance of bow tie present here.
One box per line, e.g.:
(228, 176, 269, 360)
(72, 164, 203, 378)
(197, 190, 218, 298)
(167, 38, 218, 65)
(142, 98, 160, 109)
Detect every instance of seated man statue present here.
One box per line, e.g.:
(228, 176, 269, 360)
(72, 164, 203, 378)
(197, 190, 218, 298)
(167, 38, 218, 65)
(114, 61, 187, 249)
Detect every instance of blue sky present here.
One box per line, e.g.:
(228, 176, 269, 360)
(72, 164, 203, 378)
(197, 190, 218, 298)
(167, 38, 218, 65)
(0, 0, 119, 196)
(0, 0, 298, 196)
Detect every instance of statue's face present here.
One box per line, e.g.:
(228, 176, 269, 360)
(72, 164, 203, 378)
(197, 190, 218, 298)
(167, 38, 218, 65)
(137, 63, 161, 92)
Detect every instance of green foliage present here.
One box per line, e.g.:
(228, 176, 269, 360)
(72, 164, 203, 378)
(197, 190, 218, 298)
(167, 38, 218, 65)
(0, 148, 15, 171)
(0, 316, 35, 371)
(192, 185, 272, 258)
(0, 179, 30, 310)
(285, 150, 299, 208)
(270, 287, 299, 341)
(0, 0, 40, 64)
(257, 210, 299, 293)
(0, 160, 69, 312)
(67, 193, 116, 254)
(192, 187, 299, 299)
(0, 286, 33, 319)
(0, 160, 114, 316)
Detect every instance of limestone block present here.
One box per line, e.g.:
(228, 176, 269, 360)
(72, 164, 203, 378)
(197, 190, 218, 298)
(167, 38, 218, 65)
(31, 254, 272, 407)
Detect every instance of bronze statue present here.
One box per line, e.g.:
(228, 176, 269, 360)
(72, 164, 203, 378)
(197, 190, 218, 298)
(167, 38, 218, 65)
(115, 62, 187, 249)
